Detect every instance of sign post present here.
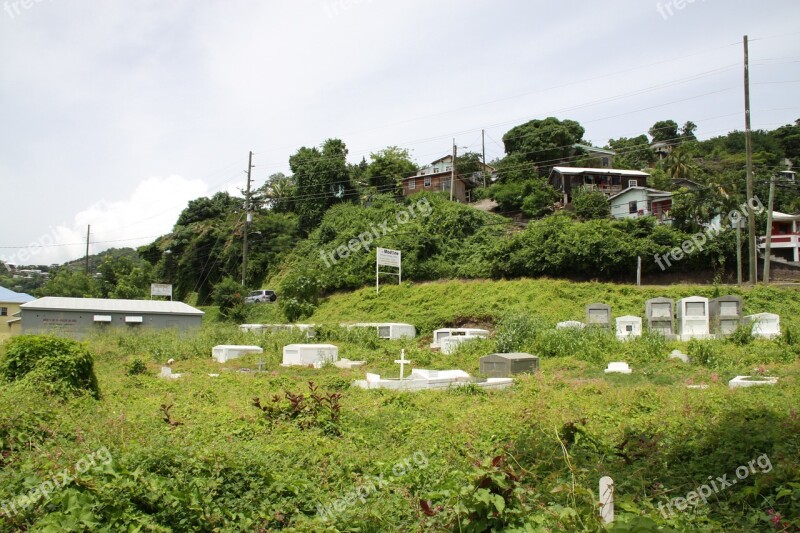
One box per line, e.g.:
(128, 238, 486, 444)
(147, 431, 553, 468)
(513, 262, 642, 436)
(150, 283, 173, 301)
(376, 247, 401, 294)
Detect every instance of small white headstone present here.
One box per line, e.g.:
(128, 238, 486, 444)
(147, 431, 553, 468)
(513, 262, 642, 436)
(212, 345, 264, 363)
(615, 316, 642, 341)
(599, 476, 614, 524)
(334, 359, 367, 370)
(745, 313, 780, 339)
(395, 349, 410, 379)
(604, 362, 632, 374)
(557, 321, 585, 330)
(669, 350, 689, 363)
(160, 367, 182, 379)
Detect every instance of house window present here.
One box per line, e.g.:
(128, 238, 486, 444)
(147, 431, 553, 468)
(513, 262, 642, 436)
(602, 157, 610, 167)
(445, 166, 452, 172)
(0, 307, 7, 317)
(629, 201, 638, 214)
(611, 176, 621, 186)
(433, 167, 439, 173)
(409, 179, 416, 190)
(628, 180, 637, 188)
(424, 176, 431, 187)
(441, 180, 451, 191)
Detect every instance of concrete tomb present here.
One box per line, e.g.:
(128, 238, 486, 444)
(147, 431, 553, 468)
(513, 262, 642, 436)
(744, 313, 780, 340)
(710, 296, 743, 337)
(346, 323, 416, 340)
(615, 316, 642, 341)
(604, 362, 632, 374)
(282, 344, 339, 368)
(431, 328, 489, 349)
(212, 345, 264, 363)
(479, 353, 539, 377)
(676, 296, 711, 341)
(586, 303, 612, 328)
(645, 297, 675, 338)
(728, 375, 779, 389)
(240, 323, 316, 338)
(440, 335, 485, 355)
(352, 368, 513, 391)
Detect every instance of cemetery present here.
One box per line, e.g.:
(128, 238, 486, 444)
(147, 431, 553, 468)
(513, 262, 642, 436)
(1, 278, 799, 531)
(344, 322, 417, 339)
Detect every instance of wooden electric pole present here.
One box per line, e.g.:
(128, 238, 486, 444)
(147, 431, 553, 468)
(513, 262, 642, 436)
(241, 151, 253, 287)
(763, 173, 776, 285)
(744, 35, 757, 285)
(482, 129, 487, 188)
(450, 139, 457, 202)
(85, 225, 90, 274)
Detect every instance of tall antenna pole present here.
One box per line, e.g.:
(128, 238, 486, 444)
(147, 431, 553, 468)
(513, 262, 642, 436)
(744, 35, 757, 285)
(242, 151, 253, 287)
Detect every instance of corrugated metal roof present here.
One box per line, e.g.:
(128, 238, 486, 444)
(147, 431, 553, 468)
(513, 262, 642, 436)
(608, 186, 673, 201)
(551, 166, 650, 177)
(0, 286, 35, 304)
(20, 297, 204, 315)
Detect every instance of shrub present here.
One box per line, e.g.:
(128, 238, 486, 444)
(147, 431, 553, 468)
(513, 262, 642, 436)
(0, 335, 100, 399)
(495, 313, 543, 353)
(126, 357, 148, 376)
(212, 277, 245, 321)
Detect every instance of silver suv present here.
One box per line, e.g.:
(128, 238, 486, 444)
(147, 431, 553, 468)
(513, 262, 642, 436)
(244, 290, 277, 304)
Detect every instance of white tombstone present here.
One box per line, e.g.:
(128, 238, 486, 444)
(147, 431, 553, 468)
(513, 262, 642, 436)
(676, 296, 711, 341)
(599, 476, 614, 524)
(334, 359, 366, 370)
(440, 335, 484, 355)
(615, 316, 642, 341)
(431, 328, 489, 349)
(352, 368, 512, 391)
(744, 313, 780, 339)
(604, 362, 632, 374)
(160, 367, 182, 379)
(347, 323, 417, 340)
(212, 345, 264, 363)
(395, 349, 411, 379)
(728, 375, 779, 389)
(669, 350, 689, 363)
(282, 344, 339, 368)
(556, 321, 585, 330)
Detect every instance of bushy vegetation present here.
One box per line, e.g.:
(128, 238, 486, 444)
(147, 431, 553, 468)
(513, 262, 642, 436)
(0, 335, 99, 399)
(0, 281, 798, 530)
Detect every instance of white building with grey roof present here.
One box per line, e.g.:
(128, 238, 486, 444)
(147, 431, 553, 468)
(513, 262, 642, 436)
(20, 297, 204, 338)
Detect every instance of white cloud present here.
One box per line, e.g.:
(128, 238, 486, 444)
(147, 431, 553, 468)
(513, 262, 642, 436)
(2, 175, 208, 266)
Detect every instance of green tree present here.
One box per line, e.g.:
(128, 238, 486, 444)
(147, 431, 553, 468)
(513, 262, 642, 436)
(649, 120, 679, 143)
(36, 269, 100, 298)
(176, 192, 241, 226)
(502, 117, 585, 175)
(212, 277, 245, 321)
(364, 147, 417, 194)
(257, 173, 295, 213)
(664, 146, 697, 182)
(289, 139, 354, 234)
(572, 186, 610, 220)
(607, 135, 656, 170)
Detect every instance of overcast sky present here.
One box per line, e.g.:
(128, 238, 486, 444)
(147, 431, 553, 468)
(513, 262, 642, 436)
(1, 0, 798, 266)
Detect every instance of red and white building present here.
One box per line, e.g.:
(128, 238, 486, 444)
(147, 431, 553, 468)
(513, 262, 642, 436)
(760, 211, 800, 263)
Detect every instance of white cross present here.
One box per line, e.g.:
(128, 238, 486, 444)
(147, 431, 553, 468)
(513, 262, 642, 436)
(394, 349, 411, 380)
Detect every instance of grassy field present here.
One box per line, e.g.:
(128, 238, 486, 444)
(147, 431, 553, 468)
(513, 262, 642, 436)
(1, 279, 799, 531)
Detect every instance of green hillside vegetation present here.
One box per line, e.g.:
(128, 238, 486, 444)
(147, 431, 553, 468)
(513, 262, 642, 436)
(1, 281, 799, 530)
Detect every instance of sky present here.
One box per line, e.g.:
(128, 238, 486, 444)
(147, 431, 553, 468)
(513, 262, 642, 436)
(1, 0, 798, 266)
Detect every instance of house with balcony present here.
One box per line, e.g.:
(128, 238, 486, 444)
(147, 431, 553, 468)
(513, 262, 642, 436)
(401, 155, 494, 203)
(760, 211, 800, 263)
(608, 187, 673, 223)
(573, 144, 616, 168)
(548, 166, 650, 205)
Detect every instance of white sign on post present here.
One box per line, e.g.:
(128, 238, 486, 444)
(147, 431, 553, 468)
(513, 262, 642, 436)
(150, 283, 173, 300)
(376, 247, 401, 293)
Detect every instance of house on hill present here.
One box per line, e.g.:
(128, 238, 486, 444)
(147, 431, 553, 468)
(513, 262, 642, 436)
(401, 155, 494, 203)
(573, 144, 615, 168)
(608, 187, 673, 223)
(548, 166, 650, 205)
(0, 286, 34, 341)
(759, 211, 800, 263)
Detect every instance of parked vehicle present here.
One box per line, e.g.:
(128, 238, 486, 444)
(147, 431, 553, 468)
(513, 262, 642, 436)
(244, 290, 277, 304)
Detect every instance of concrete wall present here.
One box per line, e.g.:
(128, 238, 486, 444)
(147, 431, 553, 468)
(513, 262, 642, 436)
(21, 309, 202, 339)
(0, 302, 23, 342)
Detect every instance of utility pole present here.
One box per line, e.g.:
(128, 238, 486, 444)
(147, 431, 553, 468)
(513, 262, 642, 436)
(744, 35, 757, 285)
(85, 225, 90, 274)
(736, 217, 743, 286)
(241, 151, 253, 287)
(763, 172, 776, 285)
(450, 139, 457, 202)
(481, 129, 487, 189)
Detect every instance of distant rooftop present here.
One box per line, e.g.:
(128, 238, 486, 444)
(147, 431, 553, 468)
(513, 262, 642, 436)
(551, 166, 650, 177)
(0, 286, 35, 304)
(21, 297, 204, 315)
(573, 144, 616, 156)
